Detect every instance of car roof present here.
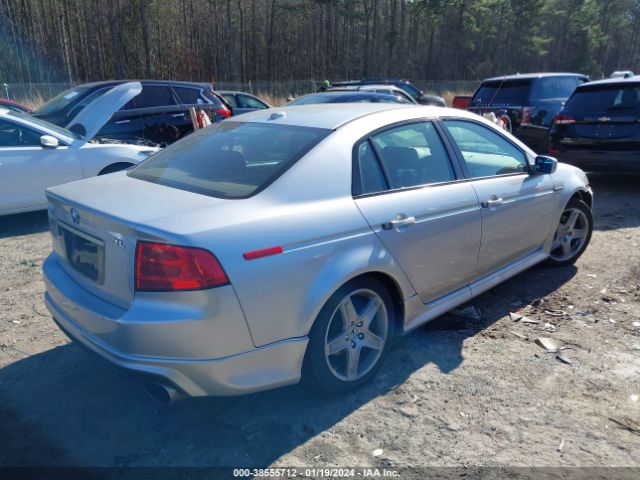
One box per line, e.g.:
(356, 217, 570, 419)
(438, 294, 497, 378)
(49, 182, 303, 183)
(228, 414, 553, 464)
(70, 80, 214, 90)
(482, 72, 588, 83)
(228, 103, 418, 129)
(217, 90, 258, 95)
(577, 75, 640, 87)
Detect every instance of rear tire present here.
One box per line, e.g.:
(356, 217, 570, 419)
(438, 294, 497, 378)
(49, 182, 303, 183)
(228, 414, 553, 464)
(545, 198, 593, 267)
(304, 277, 394, 394)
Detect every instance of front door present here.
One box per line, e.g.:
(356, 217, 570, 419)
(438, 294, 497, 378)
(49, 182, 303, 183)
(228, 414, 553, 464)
(353, 121, 482, 303)
(0, 119, 82, 212)
(442, 119, 560, 277)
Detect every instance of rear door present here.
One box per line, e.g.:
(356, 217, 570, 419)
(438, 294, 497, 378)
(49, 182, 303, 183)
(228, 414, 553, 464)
(0, 119, 81, 212)
(442, 119, 559, 278)
(353, 121, 482, 303)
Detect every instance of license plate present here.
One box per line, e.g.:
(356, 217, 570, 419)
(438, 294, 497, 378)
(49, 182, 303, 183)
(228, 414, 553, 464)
(58, 223, 105, 284)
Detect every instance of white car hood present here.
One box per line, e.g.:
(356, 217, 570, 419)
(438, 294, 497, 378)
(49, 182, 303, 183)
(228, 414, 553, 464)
(65, 82, 142, 143)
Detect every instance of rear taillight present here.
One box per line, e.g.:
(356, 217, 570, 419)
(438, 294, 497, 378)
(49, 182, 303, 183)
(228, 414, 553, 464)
(554, 114, 575, 125)
(215, 108, 232, 118)
(548, 148, 561, 154)
(521, 107, 532, 125)
(135, 241, 228, 292)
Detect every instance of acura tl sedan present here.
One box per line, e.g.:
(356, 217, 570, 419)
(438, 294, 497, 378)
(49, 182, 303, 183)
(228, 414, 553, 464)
(43, 104, 593, 401)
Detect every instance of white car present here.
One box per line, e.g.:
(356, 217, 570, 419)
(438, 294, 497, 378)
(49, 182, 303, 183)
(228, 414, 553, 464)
(0, 82, 158, 216)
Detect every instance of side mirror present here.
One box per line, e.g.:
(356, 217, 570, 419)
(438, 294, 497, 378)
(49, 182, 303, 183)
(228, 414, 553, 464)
(534, 155, 557, 174)
(40, 135, 59, 149)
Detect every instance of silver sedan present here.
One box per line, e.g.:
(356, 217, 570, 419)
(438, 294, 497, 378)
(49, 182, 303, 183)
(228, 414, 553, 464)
(43, 104, 593, 400)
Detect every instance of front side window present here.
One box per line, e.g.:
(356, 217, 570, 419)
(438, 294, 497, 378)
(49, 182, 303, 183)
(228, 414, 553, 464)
(370, 122, 455, 189)
(444, 120, 528, 178)
(128, 121, 330, 199)
(0, 119, 42, 147)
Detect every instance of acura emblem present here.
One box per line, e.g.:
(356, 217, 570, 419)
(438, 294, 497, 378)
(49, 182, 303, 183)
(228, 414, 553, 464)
(70, 208, 80, 225)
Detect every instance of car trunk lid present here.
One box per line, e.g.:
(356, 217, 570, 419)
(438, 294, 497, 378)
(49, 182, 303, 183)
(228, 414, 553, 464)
(46, 173, 229, 308)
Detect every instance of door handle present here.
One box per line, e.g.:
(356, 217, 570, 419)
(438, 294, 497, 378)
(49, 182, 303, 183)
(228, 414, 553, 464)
(171, 113, 186, 118)
(114, 119, 130, 124)
(481, 196, 504, 208)
(382, 215, 416, 231)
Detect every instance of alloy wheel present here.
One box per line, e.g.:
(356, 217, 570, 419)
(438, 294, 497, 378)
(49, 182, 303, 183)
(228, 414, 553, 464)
(323, 288, 389, 382)
(550, 207, 589, 262)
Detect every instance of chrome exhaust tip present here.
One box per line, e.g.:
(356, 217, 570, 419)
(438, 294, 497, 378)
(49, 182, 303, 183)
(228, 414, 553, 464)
(145, 381, 185, 404)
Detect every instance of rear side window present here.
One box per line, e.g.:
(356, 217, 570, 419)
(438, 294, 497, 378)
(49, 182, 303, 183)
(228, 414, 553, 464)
(472, 80, 530, 105)
(173, 87, 204, 105)
(354, 141, 387, 195)
(530, 77, 581, 100)
(370, 122, 455, 189)
(128, 122, 330, 199)
(133, 86, 176, 108)
(565, 84, 640, 113)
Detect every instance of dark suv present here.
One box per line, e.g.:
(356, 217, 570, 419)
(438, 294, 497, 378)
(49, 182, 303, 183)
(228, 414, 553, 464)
(468, 73, 588, 152)
(32, 80, 232, 145)
(549, 76, 640, 174)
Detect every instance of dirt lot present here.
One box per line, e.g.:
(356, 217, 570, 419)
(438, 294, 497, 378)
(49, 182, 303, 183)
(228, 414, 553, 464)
(0, 174, 639, 474)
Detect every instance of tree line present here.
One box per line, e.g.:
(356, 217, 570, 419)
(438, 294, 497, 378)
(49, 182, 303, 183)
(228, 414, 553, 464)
(1, 0, 639, 85)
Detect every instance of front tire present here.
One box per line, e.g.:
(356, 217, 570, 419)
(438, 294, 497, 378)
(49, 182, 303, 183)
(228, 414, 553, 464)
(545, 198, 593, 267)
(304, 277, 394, 394)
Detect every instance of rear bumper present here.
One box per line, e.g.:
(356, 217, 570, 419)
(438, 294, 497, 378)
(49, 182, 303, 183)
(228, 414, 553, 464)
(43, 253, 308, 396)
(551, 150, 640, 174)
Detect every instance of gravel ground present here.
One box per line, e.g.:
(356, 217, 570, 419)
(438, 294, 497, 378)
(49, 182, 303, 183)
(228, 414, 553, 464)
(0, 174, 639, 474)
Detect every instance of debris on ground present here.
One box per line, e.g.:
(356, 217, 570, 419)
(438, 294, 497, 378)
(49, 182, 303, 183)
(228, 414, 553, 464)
(556, 354, 572, 365)
(372, 449, 384, 457)
(536, 337, 561, 353)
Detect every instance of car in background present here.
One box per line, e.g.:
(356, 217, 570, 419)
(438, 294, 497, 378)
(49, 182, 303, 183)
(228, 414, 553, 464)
(0, 82, 158, 216)
(43, 103, 592, 400)
(0, 98, 32, 114)
(288, 91, 412, 106)
(610, 71, 634, 79)
(467, 73, 588, 153)
(452, 95, 472, 109)
(331, 79, 445, 106)
(218, 91, 271, 115)
(549, 76, 640, 174)
(32, 80, 233, 145)
(329, 85, 419, 104)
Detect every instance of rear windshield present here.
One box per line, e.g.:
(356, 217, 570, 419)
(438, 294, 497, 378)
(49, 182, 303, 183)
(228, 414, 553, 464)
(472, 80, 531, 105)
(128, 121, 330, 199)
(564, 84, 640, 113)
(34, 86, 92, 115)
